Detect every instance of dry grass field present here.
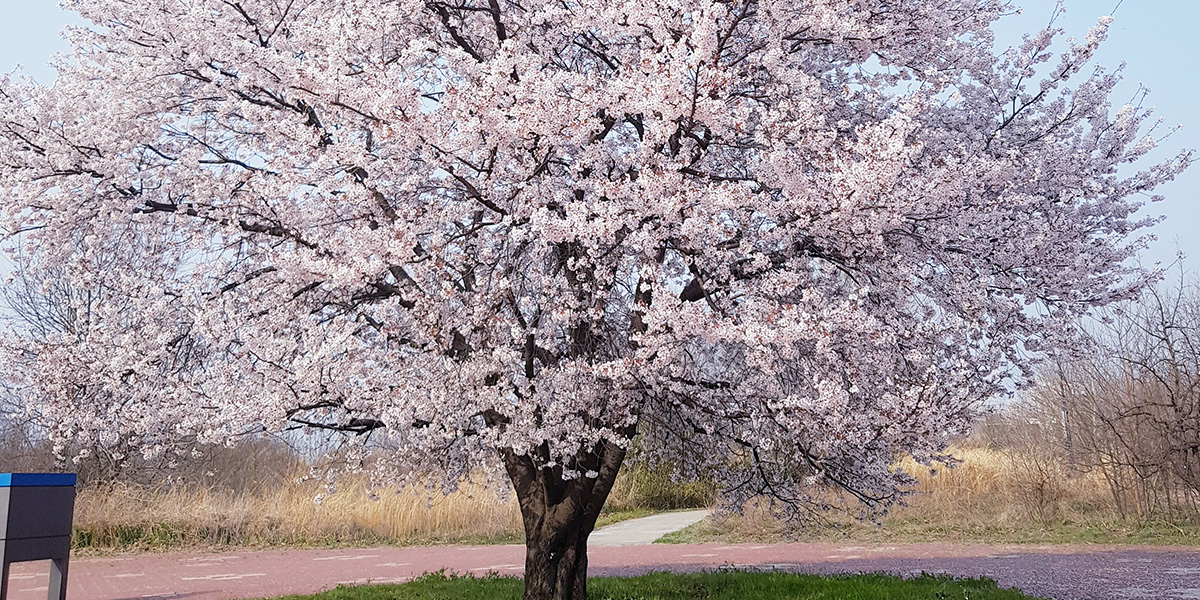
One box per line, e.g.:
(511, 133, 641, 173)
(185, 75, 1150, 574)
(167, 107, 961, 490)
(53, 429, 718, 552)
(660, 444, 1200, 546)
(0, 400, 1182, 552)
(72, 475, 525, 550)
(67, 459, 713, 551)
(65, 441, 1200, 552)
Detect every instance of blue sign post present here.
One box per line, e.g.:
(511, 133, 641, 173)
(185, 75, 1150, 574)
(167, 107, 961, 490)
(0, 473, 76, 600)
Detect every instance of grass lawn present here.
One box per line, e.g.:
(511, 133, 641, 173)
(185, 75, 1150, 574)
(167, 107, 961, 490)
(268, 571, 1049, 600)
(595, 507, 659, 529)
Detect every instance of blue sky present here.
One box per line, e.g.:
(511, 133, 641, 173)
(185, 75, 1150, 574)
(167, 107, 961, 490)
(1, 0, 1196, 278)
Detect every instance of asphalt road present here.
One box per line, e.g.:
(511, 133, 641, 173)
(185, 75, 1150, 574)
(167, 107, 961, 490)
(5, 541, 1199, 600)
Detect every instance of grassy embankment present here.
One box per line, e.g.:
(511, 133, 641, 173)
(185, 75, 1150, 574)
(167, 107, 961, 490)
(262, 571, 1047, 600)
(661, 445, 1200, 546)
(70, 460, 708, 551)
(69, 444, 1200, 552)
(72, 477, 525, 550)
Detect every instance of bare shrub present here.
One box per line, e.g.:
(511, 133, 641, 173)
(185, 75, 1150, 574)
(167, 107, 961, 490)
(1027, 281, 1200, 524)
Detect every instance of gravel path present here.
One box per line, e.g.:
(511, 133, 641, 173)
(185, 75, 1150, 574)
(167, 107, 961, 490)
(4, 542, 1198, 600)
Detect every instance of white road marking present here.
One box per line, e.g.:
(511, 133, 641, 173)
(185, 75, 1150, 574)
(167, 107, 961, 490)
(469, 564, 522, 572)
(312, 554, 381, 561)
(104, 573, 147, 579)
(731, 563, 800, 570)
(374, 563, 412, 567)
(334, 577, 412, 586)
(179, 573, 267, 582)
(680, 553, 719, 558)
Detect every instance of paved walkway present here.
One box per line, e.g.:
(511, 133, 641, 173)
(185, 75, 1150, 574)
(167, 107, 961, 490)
(5, 542, 1200, 600)
(589, 510, 709, 546)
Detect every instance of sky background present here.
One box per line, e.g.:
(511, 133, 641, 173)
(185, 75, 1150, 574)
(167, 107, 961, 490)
(1, 0, 1196, 280)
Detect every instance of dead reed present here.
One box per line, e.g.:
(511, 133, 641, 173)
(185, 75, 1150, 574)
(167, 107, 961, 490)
(66, 442, 1200, 551)
(666, 444, 1200, 545)
(72, 475, 523, 551)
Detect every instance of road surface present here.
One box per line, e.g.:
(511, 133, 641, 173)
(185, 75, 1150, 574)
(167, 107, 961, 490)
(589, 510, 709, 546)
(6, 541, 1199, 600)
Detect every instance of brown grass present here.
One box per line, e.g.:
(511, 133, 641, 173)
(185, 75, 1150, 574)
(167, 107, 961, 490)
(72, 475, 523, 551)
(660, 445, 1200, 546)
(69, 443, 1200, 552)
(69, 461, 708, 552)
(880, 446, 1132, 540)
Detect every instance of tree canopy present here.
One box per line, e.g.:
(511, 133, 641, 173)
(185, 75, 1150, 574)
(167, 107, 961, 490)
(0, 1, 1188, 598)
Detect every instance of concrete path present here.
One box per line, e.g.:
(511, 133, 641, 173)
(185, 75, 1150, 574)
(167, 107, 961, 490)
(589, 509, 709, 546)
(4, 542, 1199, 600)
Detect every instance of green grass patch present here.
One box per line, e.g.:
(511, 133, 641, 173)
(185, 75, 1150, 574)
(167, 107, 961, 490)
(266, 571, 1048, 600)
(595, 508, 660, 530)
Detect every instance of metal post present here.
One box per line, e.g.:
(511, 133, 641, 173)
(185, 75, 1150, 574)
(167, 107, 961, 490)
(1, 552, 9, 600)
(48, 557, 69, 600)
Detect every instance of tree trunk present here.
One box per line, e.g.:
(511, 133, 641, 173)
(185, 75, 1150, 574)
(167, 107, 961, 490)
(521, 518, 590, 600)
(501, 435, 630, 600)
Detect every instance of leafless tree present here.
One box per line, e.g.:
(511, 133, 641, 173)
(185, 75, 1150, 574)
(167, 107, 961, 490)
(1028, 277, 1200, 522)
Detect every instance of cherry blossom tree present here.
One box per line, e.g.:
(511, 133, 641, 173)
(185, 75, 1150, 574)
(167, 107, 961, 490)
(0, 0, 1189, 598)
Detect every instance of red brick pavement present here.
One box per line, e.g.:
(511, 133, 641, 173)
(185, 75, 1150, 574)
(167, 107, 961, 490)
(4, 543, 1199, 600)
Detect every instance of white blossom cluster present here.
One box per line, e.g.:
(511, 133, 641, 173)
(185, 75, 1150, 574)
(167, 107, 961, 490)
(0, 0, 1186, 512)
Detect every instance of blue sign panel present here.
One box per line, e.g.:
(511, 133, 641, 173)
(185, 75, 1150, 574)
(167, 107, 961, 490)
(0, 473, 77, 487)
